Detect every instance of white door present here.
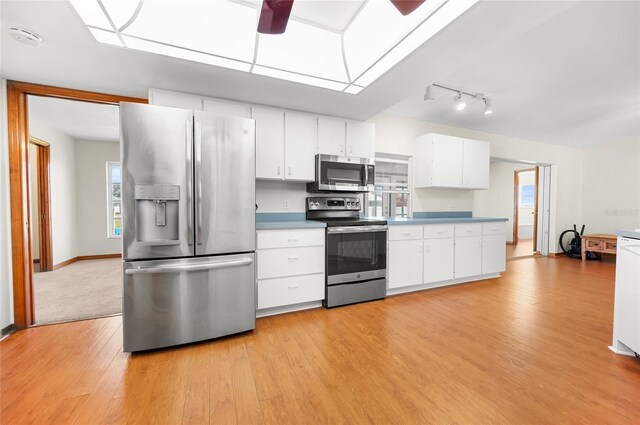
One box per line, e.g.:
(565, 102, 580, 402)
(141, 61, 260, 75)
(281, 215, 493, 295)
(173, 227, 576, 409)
(482, 234, 506, 274)
(203, 99, 249, 117)
(462, 139, 490, 189)
(252, 107, 284, 180)
(423, 238, 454, 284)
(284, 112, 316, 181)
(346, 121, 375, 158)
(431, 136, 463, 188)
(388, 240, 423, 289)
(317, 116, 346, 156)
(454, 236, 482, 278)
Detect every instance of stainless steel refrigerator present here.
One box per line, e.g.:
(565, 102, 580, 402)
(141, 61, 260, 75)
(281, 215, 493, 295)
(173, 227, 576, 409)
(120, 103, 256, 352)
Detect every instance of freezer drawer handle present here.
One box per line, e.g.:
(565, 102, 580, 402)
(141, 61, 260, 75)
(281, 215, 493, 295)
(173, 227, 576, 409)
(124, 257, 253, 274)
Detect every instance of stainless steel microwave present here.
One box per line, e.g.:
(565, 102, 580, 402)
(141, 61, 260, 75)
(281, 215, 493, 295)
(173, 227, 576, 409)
(307, 154, 375, 193)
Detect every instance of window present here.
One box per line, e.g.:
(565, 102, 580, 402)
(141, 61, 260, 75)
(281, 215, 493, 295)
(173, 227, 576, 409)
(106, 161, 122, 238)
(521, 184, 535, 208)
(366, 154, 411, 218)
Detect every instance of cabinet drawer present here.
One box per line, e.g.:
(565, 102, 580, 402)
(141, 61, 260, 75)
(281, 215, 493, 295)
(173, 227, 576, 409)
(257, 229, 324, 249)
(389, 225, 423, 241)
(604, 240, 618, 253)
(586, 239, 603, 250)
(482, 222, 505, 235)
(258, 274, 324, 310)
(257, 246, 324, 279)
(423, 224, 454, 239)
(455, 223, 482, 237)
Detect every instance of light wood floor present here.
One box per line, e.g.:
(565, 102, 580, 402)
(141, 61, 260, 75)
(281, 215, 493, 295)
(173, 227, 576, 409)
(506, 239, 534, 258)
(2, 257, 639, 424)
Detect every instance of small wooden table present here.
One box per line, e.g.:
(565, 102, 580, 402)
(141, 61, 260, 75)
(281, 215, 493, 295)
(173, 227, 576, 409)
(581, 234, 617, 261)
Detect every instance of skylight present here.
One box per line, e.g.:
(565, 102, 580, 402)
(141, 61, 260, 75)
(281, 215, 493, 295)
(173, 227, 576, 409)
(69, 0, 479, 94)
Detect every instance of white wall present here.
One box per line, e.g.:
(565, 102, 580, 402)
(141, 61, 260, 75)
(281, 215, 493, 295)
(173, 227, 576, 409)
(474, 162, 533, 242)
(0, 79, 14, 330)
(75, 140, 121, 256)
(370, 114, 585, 253)
(582, 137, 640, 233)
(28, 118, 78, 265)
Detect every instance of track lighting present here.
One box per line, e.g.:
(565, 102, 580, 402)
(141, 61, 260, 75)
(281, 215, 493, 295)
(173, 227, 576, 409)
(423, 85, 435, 101)
(423, 83, 494, 115)
(453, 92, 467, 111)
(483, 97, 494, 115)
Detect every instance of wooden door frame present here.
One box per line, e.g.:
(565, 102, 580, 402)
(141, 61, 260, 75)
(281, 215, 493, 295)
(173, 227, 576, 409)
(28, 137, 53, 272)
(7, 81, 146, 330)
(513, 167, 539, 252)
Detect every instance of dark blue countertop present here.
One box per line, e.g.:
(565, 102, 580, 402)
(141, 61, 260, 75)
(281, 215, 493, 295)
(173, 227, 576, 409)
(386, 217, 508, 225)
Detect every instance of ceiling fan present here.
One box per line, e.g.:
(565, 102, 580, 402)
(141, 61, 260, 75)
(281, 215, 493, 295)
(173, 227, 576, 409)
(257, 0, 426, 34)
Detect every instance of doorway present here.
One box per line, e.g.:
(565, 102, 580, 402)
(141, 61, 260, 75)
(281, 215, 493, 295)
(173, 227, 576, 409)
(511, 168, 539, 258)
(28, 138, 52, 273)
(7, 81, 146, 329)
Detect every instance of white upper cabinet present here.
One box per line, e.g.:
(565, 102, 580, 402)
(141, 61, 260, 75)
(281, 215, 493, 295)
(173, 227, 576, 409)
(203, 98, 250, 118)
(148, 88, 203, 110)
(252, 106, 285, 180)
(346, 121, 375, 159)
(317, 116, 346, 156)
(284, 112, 316, 181)
(462, 139, 490, 189)
(317, 117, 375, 159)
(253, 108, 316, 182)
(414, 133, 490, 189)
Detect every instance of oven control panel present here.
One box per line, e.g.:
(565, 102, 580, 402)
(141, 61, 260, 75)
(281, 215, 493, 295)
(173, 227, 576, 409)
(306, 197, 361, 211)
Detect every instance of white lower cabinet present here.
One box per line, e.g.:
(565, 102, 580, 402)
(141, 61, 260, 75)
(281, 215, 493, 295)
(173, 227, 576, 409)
(258, 274, 325, 310)
(482, 234, 506, 274)
(454, 236, 483, 279)
(423, 238, 454, 284)
(388, 240, 423, 289)
(256, 229, 325, 313)
(387, 221, 506, 292)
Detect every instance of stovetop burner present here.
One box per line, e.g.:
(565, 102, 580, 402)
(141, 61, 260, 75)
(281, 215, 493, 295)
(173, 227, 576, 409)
(309, 217, 388, 227)
(305, 196, 387, 227)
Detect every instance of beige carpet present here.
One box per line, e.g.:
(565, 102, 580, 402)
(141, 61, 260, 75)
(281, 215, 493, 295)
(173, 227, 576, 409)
(34, 258, 122, 325)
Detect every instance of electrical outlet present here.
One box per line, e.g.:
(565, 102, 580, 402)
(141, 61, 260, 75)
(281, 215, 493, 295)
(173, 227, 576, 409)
(283, 200, 289, 210)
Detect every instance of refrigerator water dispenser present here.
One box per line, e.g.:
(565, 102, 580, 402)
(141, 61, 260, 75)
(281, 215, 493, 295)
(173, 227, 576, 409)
(135, 184, 180, 245)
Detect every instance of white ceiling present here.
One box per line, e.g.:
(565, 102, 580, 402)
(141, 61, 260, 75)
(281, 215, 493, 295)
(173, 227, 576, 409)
(28, 95, 119, 143)
(385, 0, 640, 148)
(2, 1, 638, 149)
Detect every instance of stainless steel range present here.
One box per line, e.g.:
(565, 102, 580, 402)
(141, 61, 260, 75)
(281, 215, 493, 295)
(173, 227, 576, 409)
(306, 197, 387, 308)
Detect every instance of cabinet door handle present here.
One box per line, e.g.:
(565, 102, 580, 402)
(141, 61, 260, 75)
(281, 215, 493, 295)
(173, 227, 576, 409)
(287, 256, 298, 260)
(288, 284, 299, 289)
(340, 144, 344, 154)
(287, 238, 298, 242)
(277, 165, 281, 175)
(436, 231, 444, 235)
(288, 166, 292, 176)
(348, 144, 353, 154)
(403, 232, 412, 236)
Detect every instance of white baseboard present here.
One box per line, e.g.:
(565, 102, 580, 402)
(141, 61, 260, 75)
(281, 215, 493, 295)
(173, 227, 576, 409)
(387, 273, 501, 296)
(609, 340, 637, 357)
(257, 301, 323, 318)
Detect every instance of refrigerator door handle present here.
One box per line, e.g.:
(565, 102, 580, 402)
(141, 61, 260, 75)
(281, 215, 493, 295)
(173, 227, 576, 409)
(195, 120, 203, 245)
(125, 257, 253, 275)
(186, 120, 194, 246)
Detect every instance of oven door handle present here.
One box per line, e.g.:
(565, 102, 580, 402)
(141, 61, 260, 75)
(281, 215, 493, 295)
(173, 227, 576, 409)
(328, 226, 388, 234)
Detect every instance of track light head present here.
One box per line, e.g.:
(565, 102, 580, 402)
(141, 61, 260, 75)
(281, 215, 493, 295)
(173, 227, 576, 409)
(453, 92, 466, 111)
(483, 97, 494, 115)
(423, 85, 435, 101)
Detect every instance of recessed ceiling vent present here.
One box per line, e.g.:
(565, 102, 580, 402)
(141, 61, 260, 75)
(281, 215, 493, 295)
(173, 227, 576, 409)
(9, 27, 43, 46)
